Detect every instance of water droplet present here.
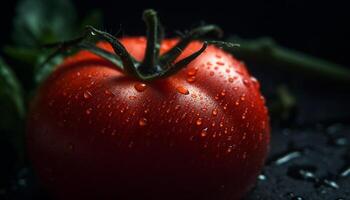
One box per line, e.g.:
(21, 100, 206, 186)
(129, 95, 137, 100)
(221, 90, 226, 96)
(83, 90, 92, 99)
(243, 79, 250, 86)
(187, 68, 197, 76)
(274, 151, 301, 165)
(258, 174, 267, 181)
(212, 109, 218, 116)
(86, 108, 92, 115)
(139, 118, 147, 126)
(251, 77, 260, 89)
(209, 71, 214, 76)
(201, 128, 208, 137)
(186, 76, 196, 83)
(104, 89, 111, 95)
(176, 86, 189, 95)
(228, 77, 234, 83)
(225, 69, 230, 73)
(227, 145, 233, 153)
(196, 118, 203, 126)
(219, 121, 224, 127)
(215, 54, 222, 59)
(134, 83, 147, 92)
(216, 61, 225, 66)
(76, 72, 81, 76)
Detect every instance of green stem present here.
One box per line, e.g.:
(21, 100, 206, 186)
(227, 37, 350, 84)
(85, 26, 140, 78)
(141, 9, 161, 72)
(159, 25, 222, 69)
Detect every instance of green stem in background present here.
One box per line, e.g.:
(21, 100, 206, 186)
(227, 37, 350, 85)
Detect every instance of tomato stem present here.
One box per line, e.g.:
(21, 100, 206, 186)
(140, 9, 162, 73)
(227, 37, 350, 85)
(40, 10, 225, 81)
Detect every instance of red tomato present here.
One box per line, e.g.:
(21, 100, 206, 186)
(27, 38, 270, 199)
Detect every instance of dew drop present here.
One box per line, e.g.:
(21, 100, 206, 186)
(209, 71, 214, 76)
(186, 76, 196, 83)
(201, 128, 208, 137)
(134, 83, 147, 92)
(83, 90, 92, 99)
(212, 109, 218, 116)
(221, 90, 226, 96)
(104, 89, 111, 95)
(76, 72, 81, 76)
(175, 105, 181, 110)
(129, 95, 137, 100)
(243, 79, 250, 87)
(251, 77, 260, 89)
(196, 118, 203, 126)
(216, 61, 225, 66)
(228, 77, 234, 83)
(176, 86, 189, 95)
(187, 68, 197, 76)
(86, 108, 92, 115)
(139, 118, 147, 126)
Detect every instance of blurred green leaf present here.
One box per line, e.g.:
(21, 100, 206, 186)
(34, 53, 64, 84)
(0, 58, 25, 131)
(3, 46, 42, 65)
(12, 0, 77, 46)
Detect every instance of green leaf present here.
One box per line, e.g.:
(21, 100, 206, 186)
(34, 53, 64, 84)
(3, 46, 42, 65)
(12, 0, 77, 46)
(0, 58, 25, 131)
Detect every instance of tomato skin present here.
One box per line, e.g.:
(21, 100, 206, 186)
(27, 38, 270, 200)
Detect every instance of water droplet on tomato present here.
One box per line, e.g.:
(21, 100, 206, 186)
(212, 109, 218, 116)
(201, 128, 208, 137)
(134, 83, 147, 92)
(129, 96, 137, 100)
(139, 118, 147, 126)
(209, 71, 214, 76)
(196, 118, 203, 126)
(176, 86, 189, 95)
(216, 61, 225, 66)
(104, 89, 111, 95)
(219, 122, 224, 127)
(86, 108, 92, 115)
(175, 105, 181, 110)
(186, 76, 196, 83)
(187, 68, 197, 76)
(84, 91, 92, 99)
(243, 79, 250, 87)
(221, 90, 226, 96)
(215, 54, 222, 59)
(250, 77, 260, 89)
(76, 72, 81, 76)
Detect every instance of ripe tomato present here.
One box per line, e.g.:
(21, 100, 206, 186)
(27, 37, 270, 199)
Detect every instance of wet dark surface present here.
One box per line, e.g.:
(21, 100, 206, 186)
(246, 124, 350, 200)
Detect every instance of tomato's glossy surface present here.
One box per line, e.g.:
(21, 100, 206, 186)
(27, 38, 270, 200)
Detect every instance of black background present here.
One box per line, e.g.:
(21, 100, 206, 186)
(0, 0, 349, 68)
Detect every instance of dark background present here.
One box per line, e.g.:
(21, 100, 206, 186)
(0, 0, 349, 68)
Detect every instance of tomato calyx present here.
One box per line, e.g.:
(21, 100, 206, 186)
(42, 9, 241, 81)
